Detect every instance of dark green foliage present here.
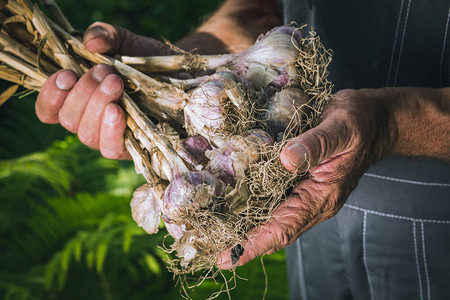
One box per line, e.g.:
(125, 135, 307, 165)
(0, 1, 289, 299)
(55, 0, 225, 42)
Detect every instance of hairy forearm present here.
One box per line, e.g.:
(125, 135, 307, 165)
(176, 0, 282, 54)
(389, 87, 450, 160)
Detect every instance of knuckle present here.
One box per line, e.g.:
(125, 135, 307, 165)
(78, 76, 99, 95)
(334, 88, 357, 99)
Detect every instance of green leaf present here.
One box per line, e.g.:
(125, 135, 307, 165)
(143, 254, 161, 275)
(61, 241, 74, 274)
(86, 250, 95, 270)
(73, 240, 83, 263)
(96, 243, 108, 273)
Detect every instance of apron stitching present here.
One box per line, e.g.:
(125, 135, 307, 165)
(345, 204, 450, 224)
(413, 221, 424, 300)
(363, 212, 375, 300)
(421, 223, 432, 300)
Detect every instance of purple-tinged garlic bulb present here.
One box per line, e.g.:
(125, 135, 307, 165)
(184, 71, 256, 147)
(151, 135, 211, 180)
(264, 87, 310, 140)
(235, 26, 302, 90)
(206, 129, 274, 185)
(130, 184, 163, 234)
(232, 129, 275, 161)
(164, 222, 185, 240)
(123, 25, 302, 91)
(162, 171, 225, 225)
(175, 135, 212, 171)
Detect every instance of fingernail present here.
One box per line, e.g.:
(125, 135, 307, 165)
(104, 104, 119, 125)
(84, 26, 107, 43)
(286, 142, 309, 170)
(55, 70, 76, 91)
(92, 64, 112, 82)
(100, 74, 122, 95)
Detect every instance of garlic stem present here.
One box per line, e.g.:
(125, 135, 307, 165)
(47, 17, 189, 116)
(124, 129, 161, 187)
(0, 50, 48, 84)
(0, 32, 58, 73)
(32, 5, 84, 75)
(121, 54, 234, 73)
(121, 92, 190, 174)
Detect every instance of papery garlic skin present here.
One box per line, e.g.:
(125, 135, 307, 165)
(175, 135, 211, 171)
(264, 87, 310, 139)
(130, 184, 162, 234)
(162, 171, 225, 224)
(184, 71, 255, 147)
(164, 222, 185, 240)
(205, 145, 237, 185)
(151, 151, 172, 180)
(235, 26, 303, 90)
(206, 129, 274, 185)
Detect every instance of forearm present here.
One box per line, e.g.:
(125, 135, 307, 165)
(388, 87, 450, 160)
(176, 0, 282, 54)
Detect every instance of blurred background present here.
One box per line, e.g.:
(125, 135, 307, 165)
(0, 0, 289, 299)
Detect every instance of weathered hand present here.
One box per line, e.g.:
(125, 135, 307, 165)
(35, 22, 172, 159)
(217, 88, 399, 269)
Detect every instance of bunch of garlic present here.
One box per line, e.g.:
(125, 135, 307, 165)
(127, 25, 319, 269)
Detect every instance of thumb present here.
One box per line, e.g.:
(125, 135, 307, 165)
(83, 22, 171, 56)
(280, 116, 351, 173)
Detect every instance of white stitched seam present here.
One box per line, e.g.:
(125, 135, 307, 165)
(413, 222, 424, 300)
(364, 173, 450, 187)
(439, 6, 450, 86)
(363, 212, 375, 300)
(386, 0, 406, 86)
(344, 204, 450, 224)
(393, 0, 412, 86)
(421, 223, 432, 300)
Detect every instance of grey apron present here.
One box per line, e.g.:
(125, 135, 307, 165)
(278, 0, 450, 299)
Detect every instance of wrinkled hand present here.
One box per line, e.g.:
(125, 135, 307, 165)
(217, 88, 397, 269)
(35, 22, 172, 159)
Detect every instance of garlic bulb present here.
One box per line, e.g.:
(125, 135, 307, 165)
(235, 26, 302, 90)
(264, 87, 310, 140)
(125, 26, 303, 91)
(184, 71, 255, 147)
(174, 135, 211, 171)
(130, 184, 162, 234)
(162, 171, 225, 225)
(206, 129, 274, 185)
